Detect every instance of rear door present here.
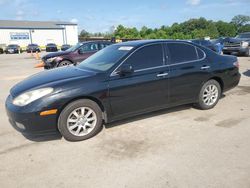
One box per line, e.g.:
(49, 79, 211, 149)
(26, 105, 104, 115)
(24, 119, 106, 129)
(165, 42, 211, 105)
(108, 43, 169, 119)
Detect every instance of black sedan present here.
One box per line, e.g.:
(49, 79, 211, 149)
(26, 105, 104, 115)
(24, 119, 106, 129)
(61, 44, 71, 51)
(6, 40, 240, 141)
(5, 44, 22, 54)
(26, 44, 41, 53)
(46, 43, 58, 52)
(0, 47, 3, 54)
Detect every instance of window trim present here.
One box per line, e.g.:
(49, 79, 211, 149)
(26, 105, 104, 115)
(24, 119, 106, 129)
(165, 42, 206, 66)
(110, 42, 207, 77)
(110, 42, 165, 77)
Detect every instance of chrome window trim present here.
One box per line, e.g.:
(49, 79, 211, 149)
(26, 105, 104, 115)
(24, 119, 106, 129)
(110, 42, 206, 77)
(110, 42, 165, 77)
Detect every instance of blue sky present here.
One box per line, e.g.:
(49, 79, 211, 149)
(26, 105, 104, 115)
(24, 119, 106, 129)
(0, 0, 249, 33)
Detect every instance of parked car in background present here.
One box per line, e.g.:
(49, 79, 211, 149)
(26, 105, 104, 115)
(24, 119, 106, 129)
(6, 40, 241, 141)
(4, 44, 22, 54)
(61, 44, 71, 51)
(26, 44, 41, 53)
(190, 39, 222, 53)
(223, 32, 250, 56)
(40, 41, 111, 69)
(0, 47, 3, 54)
(45, 43, 58, 52)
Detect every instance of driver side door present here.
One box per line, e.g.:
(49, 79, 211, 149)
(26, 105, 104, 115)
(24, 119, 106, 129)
(108, 43, 169, 120)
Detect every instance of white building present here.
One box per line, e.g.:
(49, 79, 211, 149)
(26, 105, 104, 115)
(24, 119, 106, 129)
(0, 20, 78, 47)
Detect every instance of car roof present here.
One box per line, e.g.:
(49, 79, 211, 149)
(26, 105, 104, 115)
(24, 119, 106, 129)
(240, 32, 250, 34)
(114, 39, 191, 47)
(79, 40, 111, 45)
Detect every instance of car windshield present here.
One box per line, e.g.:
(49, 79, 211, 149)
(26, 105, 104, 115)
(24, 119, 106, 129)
(29, 44, 37, 47)
(236, 33, 250, 38)
(66, 43, 82, 52)
(8, 45, 17, 47)
(77, 45, 133, 72)
(47, 43, 56, 46)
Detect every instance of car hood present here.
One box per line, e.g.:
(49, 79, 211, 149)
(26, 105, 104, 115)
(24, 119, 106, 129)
(42, 51, 71, 60)
(10, 66, 96, 97)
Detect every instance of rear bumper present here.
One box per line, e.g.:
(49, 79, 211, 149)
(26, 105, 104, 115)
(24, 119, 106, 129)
(223, 72, 241, 92)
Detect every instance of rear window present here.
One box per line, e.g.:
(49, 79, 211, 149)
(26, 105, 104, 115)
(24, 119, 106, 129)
(167, 43, 198, 64)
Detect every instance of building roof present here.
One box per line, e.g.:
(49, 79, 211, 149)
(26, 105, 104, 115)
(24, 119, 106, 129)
(0, 20, 77, 29)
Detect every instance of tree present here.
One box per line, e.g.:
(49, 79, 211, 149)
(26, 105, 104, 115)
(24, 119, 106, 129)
(231, 15, 250, 27)
(79, 29, 90, 38)
(238, 24, 250, 33)
(215, 21, 237, 37)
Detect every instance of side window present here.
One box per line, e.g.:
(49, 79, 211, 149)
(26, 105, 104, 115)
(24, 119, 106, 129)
(124, 44, 163, 70)
(99, 43, 109, 50)
(167, 43, 198, 64)
(79, 43, 98, 53)
(197, 47, 205, 59)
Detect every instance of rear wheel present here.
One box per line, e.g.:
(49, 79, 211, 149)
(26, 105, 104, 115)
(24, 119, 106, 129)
(58, 60, 72, 67)
(58, 99, 103, 141)
(195, 80, 221, 110)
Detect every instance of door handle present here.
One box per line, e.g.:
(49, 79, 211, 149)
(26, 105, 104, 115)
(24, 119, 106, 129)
(201, 65, 210, 70)
(157, 73, 168, 77)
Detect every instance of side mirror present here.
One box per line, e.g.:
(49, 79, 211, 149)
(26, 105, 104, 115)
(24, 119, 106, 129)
(117, 64, 134, 76)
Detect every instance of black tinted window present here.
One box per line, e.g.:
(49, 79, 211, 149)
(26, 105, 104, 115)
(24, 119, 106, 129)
(167, 43, 198, 64)
(124, 44, 163, 70)
(197, 47, 205, 59)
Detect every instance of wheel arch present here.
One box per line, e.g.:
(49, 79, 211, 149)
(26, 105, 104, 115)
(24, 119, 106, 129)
(56, 59, 74, 67)
(208, 76, 224, 92)
(58, 96, 108, 123)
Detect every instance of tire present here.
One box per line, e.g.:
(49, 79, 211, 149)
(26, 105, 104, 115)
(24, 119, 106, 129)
(58, 99, 103, 141)
(195, 79, 221, 110)
(58, 60, 72, 67)
(245, 47, 250, 57)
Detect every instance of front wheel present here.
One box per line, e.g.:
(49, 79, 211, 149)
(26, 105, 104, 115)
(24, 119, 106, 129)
(195, 80, 221, 110)
(58, 99, 103, 141)
(58, 60, 72, 67)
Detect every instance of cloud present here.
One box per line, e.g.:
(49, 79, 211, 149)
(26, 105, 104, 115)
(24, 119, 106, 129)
(187, 0, 201, 6)
(70, 18, 78, 23)
(16, 10, 25, 20)
(57, 10, 62, 14)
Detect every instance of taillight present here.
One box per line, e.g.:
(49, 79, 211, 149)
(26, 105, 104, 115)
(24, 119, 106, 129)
(233, 61, 239, 68)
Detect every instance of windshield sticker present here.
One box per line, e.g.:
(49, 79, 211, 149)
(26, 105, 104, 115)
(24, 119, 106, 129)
(118, 46, 134, 51)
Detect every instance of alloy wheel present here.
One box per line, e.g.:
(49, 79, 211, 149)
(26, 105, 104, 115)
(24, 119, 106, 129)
(202, 84, 219, 106)
(67, 107, 97, 137)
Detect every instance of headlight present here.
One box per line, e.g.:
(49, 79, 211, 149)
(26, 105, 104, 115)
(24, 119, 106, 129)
(13, 88, 53, 106)
(46, 57, 58, 63)
(241, 41, 249, 47)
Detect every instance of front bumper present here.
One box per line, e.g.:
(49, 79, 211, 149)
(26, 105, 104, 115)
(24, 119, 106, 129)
(223, 46, 248, 54)
(5, 95, 59, 135)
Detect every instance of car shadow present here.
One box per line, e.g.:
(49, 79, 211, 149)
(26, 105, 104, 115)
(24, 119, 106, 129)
(105, 104, 192, 129)
(243, 70, 250, 77)
(23, 133, 62, 142)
